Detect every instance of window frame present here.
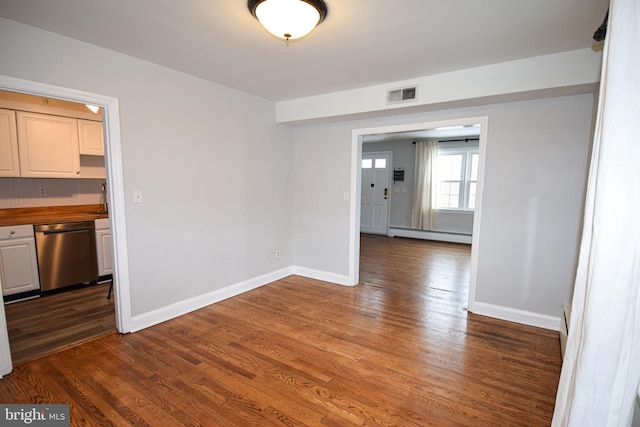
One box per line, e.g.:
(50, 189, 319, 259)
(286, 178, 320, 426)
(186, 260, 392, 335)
(436, 147, 479, 212)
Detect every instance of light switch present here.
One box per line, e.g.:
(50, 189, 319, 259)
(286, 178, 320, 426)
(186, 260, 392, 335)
(133, 190, 143, 203)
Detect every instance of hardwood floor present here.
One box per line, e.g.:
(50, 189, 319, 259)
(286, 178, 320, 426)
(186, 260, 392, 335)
(0, 235, 562, 426)
(5, 282, 116, 364)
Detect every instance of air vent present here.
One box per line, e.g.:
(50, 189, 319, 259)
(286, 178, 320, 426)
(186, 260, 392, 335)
(387, 85, 418, 104)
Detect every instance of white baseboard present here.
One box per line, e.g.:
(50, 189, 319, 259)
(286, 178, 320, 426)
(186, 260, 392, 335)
(471, 301, 562, 331)
(129, 265, 354, 333)
(130, 267, 294, 332)
(387, 228, 472, 244)
(124, 266, 562, 338)
(292, 266, 353, 286)
(127, 263, 563, 337)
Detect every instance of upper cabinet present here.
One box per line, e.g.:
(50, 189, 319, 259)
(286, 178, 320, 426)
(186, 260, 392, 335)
(0, 108, 20, 177)
(78, 119, 104, 156)
(16, 111, 81, 178)
(0, 106, 105, 179)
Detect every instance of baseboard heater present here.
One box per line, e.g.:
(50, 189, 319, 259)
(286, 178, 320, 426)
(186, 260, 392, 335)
(387, 227, 472, 244)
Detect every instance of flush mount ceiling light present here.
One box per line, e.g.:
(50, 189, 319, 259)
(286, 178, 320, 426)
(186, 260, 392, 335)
(248, 0, 328, 43)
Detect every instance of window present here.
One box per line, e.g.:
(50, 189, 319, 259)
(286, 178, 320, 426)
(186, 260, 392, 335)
(436, 148, 478, 210)
(362, 157, 387, 169)
(374, 158, 387, 169)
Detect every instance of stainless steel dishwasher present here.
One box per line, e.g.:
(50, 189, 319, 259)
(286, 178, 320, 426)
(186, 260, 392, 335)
(34, 221, 99, 292)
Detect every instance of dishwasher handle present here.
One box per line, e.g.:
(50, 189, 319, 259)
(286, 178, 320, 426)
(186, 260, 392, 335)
(41, 228, 92, 235)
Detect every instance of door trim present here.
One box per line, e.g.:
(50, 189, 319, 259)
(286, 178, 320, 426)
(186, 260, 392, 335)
(0, 75, 133, 376)
(349, 117, 489, 316)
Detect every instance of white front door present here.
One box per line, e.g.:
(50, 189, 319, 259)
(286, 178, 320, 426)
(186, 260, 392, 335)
(361, 152, 391, 235)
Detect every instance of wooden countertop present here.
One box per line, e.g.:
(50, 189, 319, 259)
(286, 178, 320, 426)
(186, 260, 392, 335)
(0, 204, 109, 227)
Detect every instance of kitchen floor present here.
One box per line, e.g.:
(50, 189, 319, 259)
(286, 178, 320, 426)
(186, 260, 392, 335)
(5, 282, 116, 364)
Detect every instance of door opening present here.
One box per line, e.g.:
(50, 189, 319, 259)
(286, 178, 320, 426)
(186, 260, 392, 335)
(0, 75, 132, 376)
(350, 117, 489, 317)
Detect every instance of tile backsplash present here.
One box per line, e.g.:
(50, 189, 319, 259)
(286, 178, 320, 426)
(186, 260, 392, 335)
(0, 178, 104, 209)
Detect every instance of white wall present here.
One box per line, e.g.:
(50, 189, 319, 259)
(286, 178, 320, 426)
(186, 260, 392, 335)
(292, 125, 351, 276)
(292, 94, 594, 319)
(0, 18, 293, 317)
(475, 96, 592, 316)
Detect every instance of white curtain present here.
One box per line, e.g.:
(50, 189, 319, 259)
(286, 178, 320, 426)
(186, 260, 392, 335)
(552, 1, 640, 426)
(411, 140, 438, 230)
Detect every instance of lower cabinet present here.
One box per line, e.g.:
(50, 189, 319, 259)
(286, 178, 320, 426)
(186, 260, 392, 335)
(0, 225, 41, 296)
(94, 218, 113, 277)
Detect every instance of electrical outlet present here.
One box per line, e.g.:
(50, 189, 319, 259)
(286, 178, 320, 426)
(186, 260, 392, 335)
(38, 187, 46, 197)
(275, 250, 281, 259)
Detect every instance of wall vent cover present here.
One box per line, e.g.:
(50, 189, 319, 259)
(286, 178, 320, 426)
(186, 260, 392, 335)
(387, 86, 418, 104)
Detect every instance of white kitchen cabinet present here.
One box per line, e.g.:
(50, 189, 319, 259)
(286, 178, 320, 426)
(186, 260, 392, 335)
(16, 111, 81, 178)
(0, 108, 20, 177)
(78, 119, 104, 156)
(0, 225, 41, 296)
(94, 218, 113, 277)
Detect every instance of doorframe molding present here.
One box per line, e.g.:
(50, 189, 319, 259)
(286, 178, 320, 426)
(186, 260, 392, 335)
(349, 117, 489, 315)
(0, 75, 133, 377)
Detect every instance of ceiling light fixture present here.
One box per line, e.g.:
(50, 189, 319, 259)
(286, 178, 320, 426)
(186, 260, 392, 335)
(248, 0, 328, 43)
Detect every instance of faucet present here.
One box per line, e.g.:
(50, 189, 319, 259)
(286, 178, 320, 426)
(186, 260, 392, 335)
(101, 182, 108, 213)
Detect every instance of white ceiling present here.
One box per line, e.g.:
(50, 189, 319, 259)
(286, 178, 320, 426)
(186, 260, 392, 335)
(0, 0, 607, 101)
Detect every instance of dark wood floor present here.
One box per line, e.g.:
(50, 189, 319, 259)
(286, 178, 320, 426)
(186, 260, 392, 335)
(0, 235, 562, 426)
(5, 282, 116, 363)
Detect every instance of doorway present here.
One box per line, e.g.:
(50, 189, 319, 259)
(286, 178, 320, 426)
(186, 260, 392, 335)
(350, 117, 489, 315)
(0, 75, 132, 376)
(0, 90, 115, 363)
